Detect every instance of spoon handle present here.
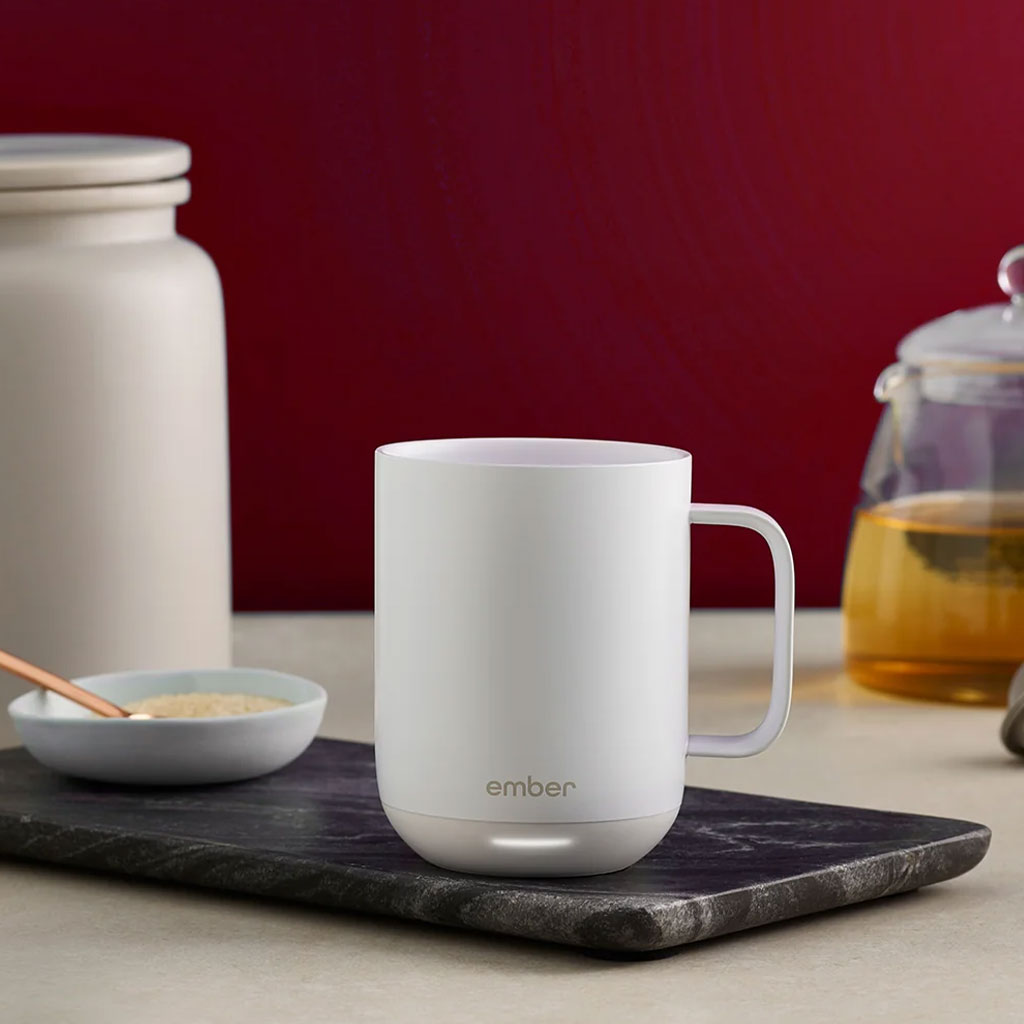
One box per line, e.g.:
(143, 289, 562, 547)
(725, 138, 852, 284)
(0, 648, 130, 718)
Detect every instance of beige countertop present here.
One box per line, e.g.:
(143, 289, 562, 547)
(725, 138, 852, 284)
(0, 610, 1014, 1023)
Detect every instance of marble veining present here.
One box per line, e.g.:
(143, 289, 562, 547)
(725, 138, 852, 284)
(0, 739, 990, 954)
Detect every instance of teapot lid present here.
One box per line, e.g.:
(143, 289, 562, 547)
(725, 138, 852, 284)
(897, 246, 1024, 366)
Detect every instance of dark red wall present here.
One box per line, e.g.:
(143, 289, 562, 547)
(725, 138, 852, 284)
(3, 1, 1019, 609)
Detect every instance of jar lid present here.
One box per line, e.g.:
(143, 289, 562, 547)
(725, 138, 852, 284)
(897, 246, 1024, 366)
(0, 134, 190, 190)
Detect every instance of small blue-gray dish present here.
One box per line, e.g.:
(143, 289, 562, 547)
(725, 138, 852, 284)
(8, 668, 327, 785)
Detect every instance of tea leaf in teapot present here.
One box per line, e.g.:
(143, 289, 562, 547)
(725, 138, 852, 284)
(901, 494, 1024, 584)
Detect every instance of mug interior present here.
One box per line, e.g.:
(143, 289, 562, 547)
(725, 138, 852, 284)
(376, 438, 691, 467)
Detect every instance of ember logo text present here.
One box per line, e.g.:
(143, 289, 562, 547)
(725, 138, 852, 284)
(486, 776, 577, 797)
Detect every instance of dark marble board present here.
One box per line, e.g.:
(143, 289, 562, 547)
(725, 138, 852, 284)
(0, 738, 990, 955)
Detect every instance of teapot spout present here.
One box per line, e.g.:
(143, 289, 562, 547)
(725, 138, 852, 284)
(874, 363, 907, 403)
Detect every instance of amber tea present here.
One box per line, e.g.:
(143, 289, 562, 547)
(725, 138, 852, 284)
(842, 491, 1024, 704)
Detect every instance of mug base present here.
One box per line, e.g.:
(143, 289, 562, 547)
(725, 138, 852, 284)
(382, 804, 679, 877)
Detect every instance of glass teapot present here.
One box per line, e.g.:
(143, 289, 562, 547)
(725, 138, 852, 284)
(842, 247, 1024, 705)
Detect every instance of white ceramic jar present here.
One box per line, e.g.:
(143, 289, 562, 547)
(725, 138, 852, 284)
(0, 135, 231, 676)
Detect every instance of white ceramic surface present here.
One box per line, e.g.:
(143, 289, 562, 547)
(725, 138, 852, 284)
(0, 134, 190, 189)
(8, 668, 327, 785)
(0, 133, 231, 678)
(375, 437, 795, 875)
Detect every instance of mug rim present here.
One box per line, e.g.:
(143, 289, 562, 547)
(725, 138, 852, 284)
(376, 437, 692, 468)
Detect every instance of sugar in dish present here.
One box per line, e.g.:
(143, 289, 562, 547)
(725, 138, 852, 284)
(123, 692, 292, 718)
(9, 667, 326, 785)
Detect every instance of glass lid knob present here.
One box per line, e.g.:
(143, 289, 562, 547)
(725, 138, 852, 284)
(998, 245, 1024, 305)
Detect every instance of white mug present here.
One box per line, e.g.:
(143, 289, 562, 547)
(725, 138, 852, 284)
(375, 438, 794, 876)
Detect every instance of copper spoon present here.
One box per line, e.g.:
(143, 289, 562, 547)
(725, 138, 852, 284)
(0, 647, 152, 718)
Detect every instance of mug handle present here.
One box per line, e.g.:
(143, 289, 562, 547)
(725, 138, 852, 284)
(687, 504, 795, 758)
